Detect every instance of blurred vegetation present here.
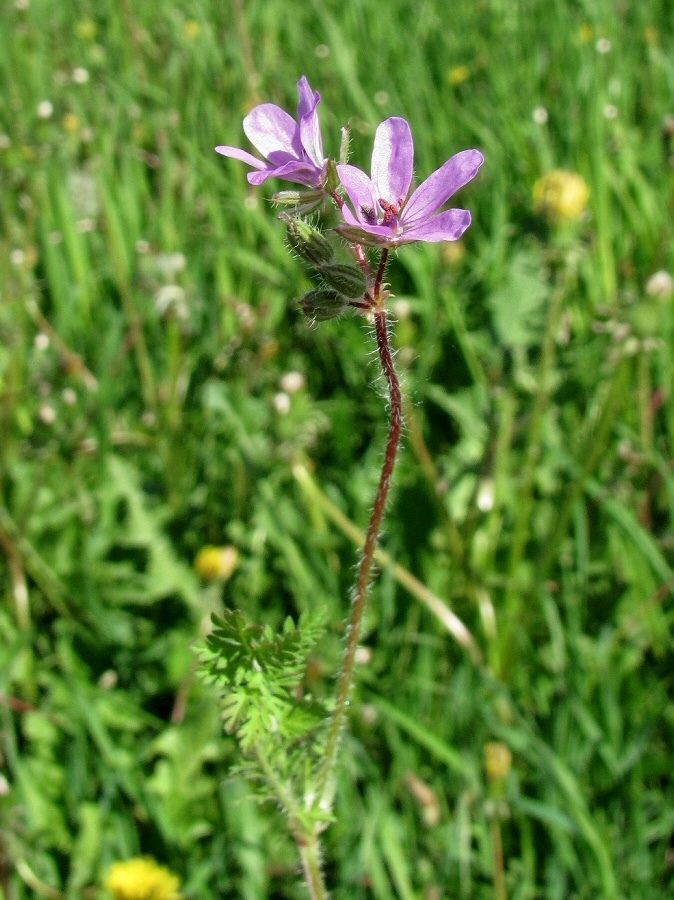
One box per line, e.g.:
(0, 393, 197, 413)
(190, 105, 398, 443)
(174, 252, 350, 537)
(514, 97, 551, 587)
(1, 0, 673, 897)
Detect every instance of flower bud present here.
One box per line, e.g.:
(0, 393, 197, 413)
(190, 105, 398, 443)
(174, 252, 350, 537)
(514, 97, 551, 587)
(282, 215, 335, 267)
(298, 287, 349, 322)
(274, 190, 325, 216)
(326, 156, 342, 190)
(484, 741, 512, 784)
(317, 262, 367, 299)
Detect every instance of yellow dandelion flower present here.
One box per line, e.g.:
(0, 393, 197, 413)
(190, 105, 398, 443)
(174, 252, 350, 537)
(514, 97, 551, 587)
(644, 26, 658, 46)
(484, 742, 512, 784)
(105, 857, 180, 900)
(132, 122, 146, 143)
(76, 18, 98, 40)
(448, 65, 470, 86)
(578, 24, 593, 43)
(442, 241, 466, 266)
(63, 113, 79, 134)
(184, 20, 200, 39)
(194, 545, 239, 581)
(533, 170, 589, 223)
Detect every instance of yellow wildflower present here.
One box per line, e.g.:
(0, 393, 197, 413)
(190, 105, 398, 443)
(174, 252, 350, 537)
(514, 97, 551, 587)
(105, 857, 180, 900)
(644, 26, 658, 46)
(484, 742, 512, 784)
(442, 241, 466, 266)
(533, 170, 589, 223)
(448, 65, 470, 86)
(63, 113, 79, 134)
(194, 545, 239, 581)
(578, 24, 593, 43)
(184, 20, 200, 39)
(132, 122, 146, 143)
(76, 18, 98, 40)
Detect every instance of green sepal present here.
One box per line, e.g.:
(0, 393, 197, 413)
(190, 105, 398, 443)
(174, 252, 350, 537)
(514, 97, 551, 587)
(282, 215, 335, 267)
(317, 262, 367, 299)
(298, 287, 349, 321)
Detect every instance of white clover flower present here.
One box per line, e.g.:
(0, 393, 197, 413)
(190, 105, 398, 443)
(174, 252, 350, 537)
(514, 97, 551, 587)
(37, 100, 53, 119)
(646, 270, 673, 299)
(280, 371, 306, 394)
(273, 392, 291, 414)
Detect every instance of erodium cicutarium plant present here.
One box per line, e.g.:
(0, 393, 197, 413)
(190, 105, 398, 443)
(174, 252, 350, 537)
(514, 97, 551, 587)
(199, 76, 483, 898)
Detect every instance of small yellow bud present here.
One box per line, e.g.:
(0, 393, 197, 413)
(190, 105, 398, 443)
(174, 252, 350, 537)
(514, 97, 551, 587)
(194, 545, 239, 581)
(441, 241, 466, 266)
(484, 741, 512, 784)
(105, 857, 180, 900)
(183, 20, 200, 39)
(448, 65, 470, 86)
(533, 170, 589, 223)
(75, 18, 98, 40)
(578, 24, 593, 43)
(63, 113, 79, 134)
(644, 26, 658, 46)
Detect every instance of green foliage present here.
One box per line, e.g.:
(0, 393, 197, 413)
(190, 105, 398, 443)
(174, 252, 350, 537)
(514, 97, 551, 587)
(1, 0, 674, 897)
(196, 609, 329, 789)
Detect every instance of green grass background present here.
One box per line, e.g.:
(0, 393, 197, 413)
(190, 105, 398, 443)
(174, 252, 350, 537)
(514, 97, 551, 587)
(1, 0, 674, 897)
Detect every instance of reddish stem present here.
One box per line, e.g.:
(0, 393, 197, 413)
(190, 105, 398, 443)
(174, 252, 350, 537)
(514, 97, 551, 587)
(315, 257, 402, 808)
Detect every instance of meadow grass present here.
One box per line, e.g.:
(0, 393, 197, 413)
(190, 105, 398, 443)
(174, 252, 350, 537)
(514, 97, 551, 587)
(1, 0, 673, 897)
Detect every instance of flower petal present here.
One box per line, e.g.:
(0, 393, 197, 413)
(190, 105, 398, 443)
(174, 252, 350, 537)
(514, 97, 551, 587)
(296, 76, 325, 168)
(215, 145, 267, 170)
(402, 149, 484, 226)
(243, 104, 303, 159)
(247, 160, 324, 187)
(399, 208, 472, 243)
(296, 76, 320, 121)
(336, 164, 378, 226)
(371, 117, 414, 204)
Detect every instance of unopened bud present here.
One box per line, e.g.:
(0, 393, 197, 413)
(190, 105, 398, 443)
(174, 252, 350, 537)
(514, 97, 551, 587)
(484, 741, 512, 784)
(283, 215, 335, 267)
(299, 287, 349, 322)
(326, 157, 342, 190)
(317, 262, 367, 299)
(274, 189, 325, 216)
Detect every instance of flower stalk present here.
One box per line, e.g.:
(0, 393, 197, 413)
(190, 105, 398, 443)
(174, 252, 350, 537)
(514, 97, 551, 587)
(209, 74, 483, 896)
(315, 250, 403, 811)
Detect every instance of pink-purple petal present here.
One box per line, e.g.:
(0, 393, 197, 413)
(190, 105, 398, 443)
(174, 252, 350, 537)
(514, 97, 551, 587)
(402, 149, 484, 226)
(371, 117, 414, 205)
(296, 75, 320, 120)
(248, 159, 324, 187)
(336, 164, 378, 225)
(215, 145, 268, 170)
(400, 208, 472, 243)
(243, 104, 303, 159)
(299, 109, 324, 169)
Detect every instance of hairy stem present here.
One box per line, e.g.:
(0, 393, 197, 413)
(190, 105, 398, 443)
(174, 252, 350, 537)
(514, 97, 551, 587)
(298, 839, 329, 900)
(316, 255, 402, 809)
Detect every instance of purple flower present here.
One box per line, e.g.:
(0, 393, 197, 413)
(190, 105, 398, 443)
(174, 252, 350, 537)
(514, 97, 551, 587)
(335, 117, 484, 247)
(215, 76, 327, 188)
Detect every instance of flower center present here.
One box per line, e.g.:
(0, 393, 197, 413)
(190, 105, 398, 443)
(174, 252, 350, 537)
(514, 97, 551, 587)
(378, 197, 405, 228)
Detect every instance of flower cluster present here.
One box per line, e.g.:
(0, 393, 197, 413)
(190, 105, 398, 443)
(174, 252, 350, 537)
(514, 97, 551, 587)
(105, 857, 181, 900)
(216, 76, 483, 318)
